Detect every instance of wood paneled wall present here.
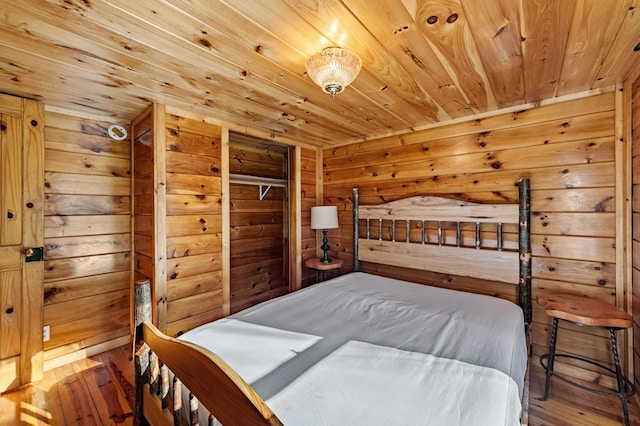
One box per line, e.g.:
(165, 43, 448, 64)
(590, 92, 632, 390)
(228, 137, 288, 313)
(164, 115, 223, 336)
(632, 76, 640, 391)
(43, 110, 131, 369)
(323, 91, 624, 384)
(132, 108, 156, 323)
(229, 185, 287, 313)
(133, 106, 224, 337)
(301, 147, 318, 287)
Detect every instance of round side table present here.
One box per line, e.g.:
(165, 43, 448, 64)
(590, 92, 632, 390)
(304, 258, 343, 283)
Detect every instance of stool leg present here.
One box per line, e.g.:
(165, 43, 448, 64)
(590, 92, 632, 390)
(540, 317, 559, 401)
(610, 329, 630, 426)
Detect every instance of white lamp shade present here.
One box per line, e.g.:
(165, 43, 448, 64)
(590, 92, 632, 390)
(311, 206, 339, 229)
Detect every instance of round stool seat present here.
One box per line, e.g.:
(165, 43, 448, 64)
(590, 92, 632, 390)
(537, 293, 635, 426)
(537, 293, 632, 329)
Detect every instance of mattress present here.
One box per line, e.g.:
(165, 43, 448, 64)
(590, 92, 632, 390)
(179, 272, 527, 425)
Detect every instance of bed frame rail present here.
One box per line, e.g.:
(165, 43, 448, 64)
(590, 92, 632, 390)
(133, 279, 283, 426)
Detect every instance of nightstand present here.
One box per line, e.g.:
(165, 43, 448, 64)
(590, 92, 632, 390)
(304, 258, 343, 283)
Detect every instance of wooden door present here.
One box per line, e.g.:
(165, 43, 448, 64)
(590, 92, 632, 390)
(0, 94, 44, 392)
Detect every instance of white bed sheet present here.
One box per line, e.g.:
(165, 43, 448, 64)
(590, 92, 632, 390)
(179, 272, 527, 425)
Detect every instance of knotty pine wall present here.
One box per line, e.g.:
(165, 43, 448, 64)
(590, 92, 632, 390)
(301, 147, 318, 287)
(229, 136, 288, 313)
(43, 110, 131, 370)
(132, 108, 156, 326)
(324, 91, 625, 384)
(632, 76, 640, 391)
(229, 184, 287, 313)
(133, 106, 224, 338)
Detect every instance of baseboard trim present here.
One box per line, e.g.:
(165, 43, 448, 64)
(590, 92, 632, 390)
(43, 335, 131, 372)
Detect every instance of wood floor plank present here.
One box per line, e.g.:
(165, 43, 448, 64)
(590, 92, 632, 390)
(18, 369, 66, 426)
(77, 356, 133, 425)
(0, 367, 66, 425)
(98, 346, 135, 411)
(529, 362, 639, 425)
(54, 361, 101, 425)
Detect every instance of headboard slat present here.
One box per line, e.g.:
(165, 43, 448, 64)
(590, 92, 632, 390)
(359, 240, 519, 284)
(358, 197, 518, 223)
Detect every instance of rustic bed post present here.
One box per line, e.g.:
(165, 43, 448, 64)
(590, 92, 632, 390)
(353, 188, 360, 272)
(518, 178, 532, 325)
(133, 279, 151, 426)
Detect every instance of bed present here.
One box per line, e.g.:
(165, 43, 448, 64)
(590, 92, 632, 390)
(133, 178, 531, 426)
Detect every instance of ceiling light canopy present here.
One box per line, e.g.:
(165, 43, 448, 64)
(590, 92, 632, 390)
(305, 47, 362, 98)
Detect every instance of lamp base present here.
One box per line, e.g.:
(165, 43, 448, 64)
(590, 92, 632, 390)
(319, 229, 332, 263)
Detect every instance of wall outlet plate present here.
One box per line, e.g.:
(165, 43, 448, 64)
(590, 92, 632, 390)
(43, 325, 50, 342)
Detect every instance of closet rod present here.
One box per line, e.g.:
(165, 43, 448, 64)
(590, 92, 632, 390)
(229, 173, 287, 187)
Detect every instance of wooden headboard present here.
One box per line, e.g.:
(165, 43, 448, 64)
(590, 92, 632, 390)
(353, 178, 531, 324)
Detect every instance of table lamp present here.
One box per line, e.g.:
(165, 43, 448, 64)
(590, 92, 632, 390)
(311, 205, 339, 263)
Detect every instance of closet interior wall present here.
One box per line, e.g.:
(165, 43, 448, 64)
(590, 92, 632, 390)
(229, 133, 290, 313)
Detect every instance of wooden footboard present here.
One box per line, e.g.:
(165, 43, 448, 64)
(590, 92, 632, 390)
(133, 279, 282, 426)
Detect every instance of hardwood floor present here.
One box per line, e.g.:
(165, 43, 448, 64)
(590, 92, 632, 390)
(528, 361, 640, 426)
(1, 346, 638, 425)
(0, 346, 134, 426)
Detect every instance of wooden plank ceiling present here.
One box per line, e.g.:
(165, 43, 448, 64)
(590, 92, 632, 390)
(0, 0, 639, 146)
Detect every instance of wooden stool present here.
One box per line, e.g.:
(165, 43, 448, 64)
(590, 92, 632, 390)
(537, 294, 636, 426)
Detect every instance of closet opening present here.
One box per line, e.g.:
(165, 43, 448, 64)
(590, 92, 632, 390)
(228, 132, 290, 313)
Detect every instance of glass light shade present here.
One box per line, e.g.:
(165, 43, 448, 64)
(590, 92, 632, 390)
(311, 206, 339, 229)
(305, 47, 362, 98)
